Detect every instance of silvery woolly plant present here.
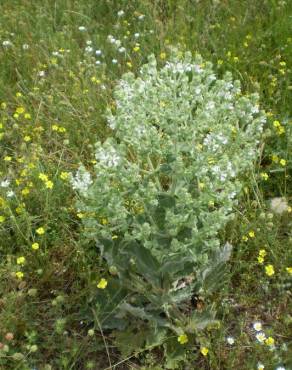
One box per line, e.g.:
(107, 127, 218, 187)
(72, 51, 265, 347)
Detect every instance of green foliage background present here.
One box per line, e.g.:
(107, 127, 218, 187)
(0, 0, 291, 369)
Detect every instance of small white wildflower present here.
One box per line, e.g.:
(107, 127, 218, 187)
(6, 190, 15, 198)
(107, 35, 116, 44)
(138, 14, 145, 20)
(114, 39, 121, 48)
(1, 179, 10, 188)
(226, 336, 235, 345)
(95, 60, 101, 66)
(253, 321, 262, 331)
(71, 167, 93, 195)
(22, 44, 29, 50)
(95, 49, 102, 56)
(2, 40, 12, 47)
(112, 59, 118, 64)
(256, 332, 266, 343)
(134, 33, 140, 38)
(95, 146, 120, 167)
(78, 26, 87, 32)
(270, 197, 288, 214)
(257, 362, 265, 370)
(275, 367, 286, 370)
(117, 10, 125, 17)
(86, 40, 92, 45)
(38, 70, 45, 77)
(85, 46, 93, 53)
(118, 47, 126, 53)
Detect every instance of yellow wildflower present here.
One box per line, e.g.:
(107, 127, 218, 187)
(38, 173, 48, 181)
(15, 271, 24, 279)
(286, 267, 292, 275)
(101, 218, 108, 225)
(16, 107, 25, 114)
(200, 347, 209, 356)
(21, 187, 30, 196)
(97, 278, 108, 289)
(259, 249, 267, 257)
(279, 159, 286, 166)
(273, 120, 280, 128)
(17, 256, 26, 265)
(260, 172, 269, 181)
(265, 337, 275, 346)
(248, 230, 255, 238)
(265, 264, 275, 276)
(0, 215, 6, 223)
(257, 256, 264, 264)
(160, 52, 166, 60)
(60, 172, 69, 180)
(45, 180, 54, 189)
(36, 227, 45, 235)
(32, 242, 39, 250)
(177, 334, 188, 345)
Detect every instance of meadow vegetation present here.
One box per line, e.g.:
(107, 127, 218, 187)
(0, 1, 291, 369)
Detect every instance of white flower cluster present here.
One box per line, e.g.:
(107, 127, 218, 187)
(74, 51, 265, 262)
(71, 166, 92, 195)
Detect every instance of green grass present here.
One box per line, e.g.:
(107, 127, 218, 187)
(0, 0, 291, 369)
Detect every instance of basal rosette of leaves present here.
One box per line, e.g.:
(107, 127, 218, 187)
(72, 52, 265, 356)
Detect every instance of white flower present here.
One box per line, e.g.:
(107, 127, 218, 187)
(38, 71, 45, 77)
(275, 367, 286, 370)
(118, 47, 126, 53)
(112, 59, 118, 64)
(226, 336, 235, 345)
(114, 39, 121, 48)
(78, 26, 87, 31)
(117, 10, 125, 17)
(138, 14, 145, 20)
(95, 60, 101, 66)
(253, 321, 262, 331)
(107, 35, 116, 44)
(95, 50, 102, 56)
(22, 44, 29, 50)
(86, 40, 92, 45)
(257, 362, 265, 370)
(134, 33, 140, 38)
(95, 146, 120, 167)
(2, 40, 12, 47)
(270, 197, 288, 214)
(85, 46, 93, 53)
(6, 190, 15, 198)
(71, 167, 92, 195)
(1, 179, 10, 188)
(256, 332, 266, 343)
